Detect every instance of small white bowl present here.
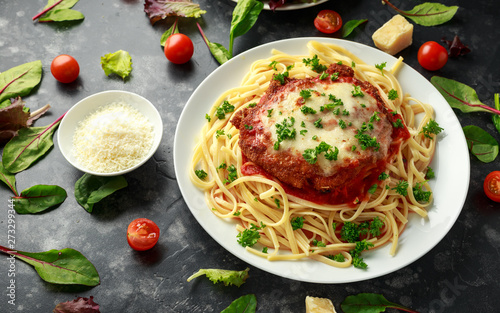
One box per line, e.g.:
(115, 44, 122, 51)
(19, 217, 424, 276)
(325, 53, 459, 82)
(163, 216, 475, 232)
(58, 90, 163, 176)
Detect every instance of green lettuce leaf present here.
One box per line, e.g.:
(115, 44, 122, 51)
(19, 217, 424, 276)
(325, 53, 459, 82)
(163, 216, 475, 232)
(144, 0, 206, 24)
(187, 268, 249, 287)
(100, 50, 133, 80)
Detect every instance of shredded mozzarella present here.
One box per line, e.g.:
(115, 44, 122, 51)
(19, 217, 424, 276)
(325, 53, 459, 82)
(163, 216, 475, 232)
(72, 102, 154, 173)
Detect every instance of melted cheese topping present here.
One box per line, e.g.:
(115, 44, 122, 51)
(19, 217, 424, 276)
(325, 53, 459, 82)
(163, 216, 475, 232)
(260, 82, 392, 176)
(73, 102, 154, 173)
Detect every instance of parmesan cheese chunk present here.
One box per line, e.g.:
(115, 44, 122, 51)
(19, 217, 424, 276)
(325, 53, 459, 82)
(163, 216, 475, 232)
(305, 296, 337, 313)
(73, 102, 154, 173)
(372, 15, 413, 55)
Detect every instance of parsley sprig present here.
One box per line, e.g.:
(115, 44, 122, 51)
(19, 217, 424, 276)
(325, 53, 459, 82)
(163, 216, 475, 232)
(302, 55, 328, 73)
(421, 119, 443, 139)
(216, 100, 235, 120)
(274, 117, 296, 150)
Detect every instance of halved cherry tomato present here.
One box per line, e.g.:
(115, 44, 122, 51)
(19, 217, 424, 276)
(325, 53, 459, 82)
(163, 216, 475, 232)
(127, 218, 160, 251)
(484, 171, 500, 202)
(50, 54, 80, 83)
(417, 41, 448, 71)
(164, 33, 194, 64)
(314, 10, 342, 34)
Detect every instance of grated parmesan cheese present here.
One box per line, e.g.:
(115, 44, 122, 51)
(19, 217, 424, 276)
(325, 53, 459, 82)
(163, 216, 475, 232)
(72, 101, 154, 173)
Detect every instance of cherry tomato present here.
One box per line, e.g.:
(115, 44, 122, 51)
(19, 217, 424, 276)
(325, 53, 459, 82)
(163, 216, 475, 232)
(50, 54, 80, 83)
(314, 10, 342, 34)
(164, 33, 194, 64)
(417, 41, 448, 71)
(127, 218, 160, 251)
(484, 171, 500, 202)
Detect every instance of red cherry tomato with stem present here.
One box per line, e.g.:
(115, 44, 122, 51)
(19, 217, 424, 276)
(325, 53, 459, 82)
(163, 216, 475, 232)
(314, 10, 342, 34)
(51, 54, 80, 83)
(164, 33, 194, 64)
(127, 218, 160, 251)
(417, 41, 448, 71)
(484, 171, 500, 203)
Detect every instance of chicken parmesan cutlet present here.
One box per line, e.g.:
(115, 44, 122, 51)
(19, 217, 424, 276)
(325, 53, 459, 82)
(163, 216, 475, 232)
(231, 63, 410, 204)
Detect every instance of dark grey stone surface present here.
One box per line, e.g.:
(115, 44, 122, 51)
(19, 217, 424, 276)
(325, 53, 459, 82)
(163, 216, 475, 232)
(0, 0, 499, 312)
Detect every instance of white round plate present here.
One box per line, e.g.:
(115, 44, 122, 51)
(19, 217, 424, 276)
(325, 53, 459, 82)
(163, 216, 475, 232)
(231, 0, 328, 11)
(173, 38, 470, 283)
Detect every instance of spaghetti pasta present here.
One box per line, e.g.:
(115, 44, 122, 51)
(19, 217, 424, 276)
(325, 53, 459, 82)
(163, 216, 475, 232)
(190, 41, 437, 268)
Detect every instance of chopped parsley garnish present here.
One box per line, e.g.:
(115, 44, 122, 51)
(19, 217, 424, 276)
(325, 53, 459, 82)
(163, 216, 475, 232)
(393, 119, 404, 128)
(413, 182, 432, 203)
(421, 119, 443, 139)
(332, 108, 340, 115)
(360, 103, 366, 108)
(369, 111, 381, 122)
(426, 166, 435, 179)
(368, 184, 378, 194)
(301, 121, 306, 128)
(218, 162, 227, 170)
(314, 118, 323, 128)
(223, 165, 238, 184)
(262, 247, 268, 253)
(392, 180, 409, 196)
(350, 239, 374, 269)
(216, 101, 235, 119)
(233, 211, 241, 216)
(312, 239, 327, 247)
(351, 85, 364, 97)
(300, 105, 317, 115)
(300, 129, 308, 136)
(303, 149, 317, 164)
(215, 129, 225, 138)
(319, 72, 329, 80)
(375, 62, 387, 75)
(274, 117, 296, 150)
(300, 89, 313, 100)
(195, 169, 208, 180)
(339, 119, 347, 129)
(330, 72, 339, 81)
(237, 228, 260, 247)
(205, 114, 211, 122)
(269, 60, 278, 70)
(302, 54, 327, 73)
(273, 71, 289, 85)
(340, 222, 360, 243)
(351, 145, 357, 151)
(342, 109, 350, 116)
(337, 61, 343, 65)
(248, 102, 257, 108)
(378, 172, 389, 180)
(355, 132, 380, 151)
(267, 109, 273, 117)
(244, 124, 253, 130)
(351, 61, 356, 68)
(328, 253, 345, 262)
(325, 146, 339, 161)
(274, 198, 280, 208)
(291, 216, 305, 230)
(388, 89, 398, 100)
(312, 135, 318, 140)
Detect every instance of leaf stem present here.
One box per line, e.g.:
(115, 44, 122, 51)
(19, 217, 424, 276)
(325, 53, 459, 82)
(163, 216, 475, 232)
(29, 103, 51, 119)
(0, 69, 31, 96)
(435, 83, 500, 115)
(32, 0, 63, 21)
(381, 0, 453, 17)
(6, 112, 66, 168)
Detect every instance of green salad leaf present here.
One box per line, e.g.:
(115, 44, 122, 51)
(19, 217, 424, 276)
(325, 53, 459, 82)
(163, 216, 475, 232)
(74, 173, 128, 213)
(0, 245, 100, 286)
(187, 268, 250, 287)
(2, 115, 63, 173)
(100, 50, 133, 80)
(0, 60, 42, 105)
(342, 19, 368, 38)
(0, 162, 17, 195)
(463, 125, 499, 163)
(12, 185, 67, 214)
(341, 293, 418, 313)
(33, 0, 84, 22)
(160, 18, 179, 47)
(221, 294, 257, 313)
(382, 1, 458, 26)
